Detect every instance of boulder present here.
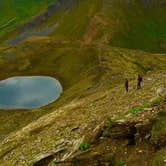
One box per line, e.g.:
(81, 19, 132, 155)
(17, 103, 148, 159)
(156, 87, 166, 97)
(103, 122, 136, 139)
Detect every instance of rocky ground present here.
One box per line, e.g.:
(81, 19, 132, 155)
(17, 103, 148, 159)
(0, 71, 165, 166)
(0, 1, 166, 165)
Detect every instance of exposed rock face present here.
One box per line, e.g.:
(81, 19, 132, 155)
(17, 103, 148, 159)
(135, 120, 154, 143)
(103, 122, 137, 140)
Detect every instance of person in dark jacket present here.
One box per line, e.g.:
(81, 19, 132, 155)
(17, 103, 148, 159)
(137, 74, 143, 89)
(125, 78, 129, 92)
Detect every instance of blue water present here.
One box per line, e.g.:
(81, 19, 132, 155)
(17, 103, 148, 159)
(0, 76, 62, 109)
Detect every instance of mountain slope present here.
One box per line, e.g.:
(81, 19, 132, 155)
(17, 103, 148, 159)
(2, 0, 166, 52)
(0, 69, 165, 165)
(0, 0, 56, 37)
(105, 0, 166, 52)
(0, 0, 165, 165)
(51, 0, 166, 52)
(0, 37, 165, 143)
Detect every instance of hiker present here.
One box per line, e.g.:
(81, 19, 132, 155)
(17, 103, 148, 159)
(125, 78, 129, 92)
(137, 74, 143, 89)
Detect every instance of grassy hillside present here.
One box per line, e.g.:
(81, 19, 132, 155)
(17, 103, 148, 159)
(50, 0, 166, 52)
(0, 42, 165, 164)
(1, 0, 166, 53)
(0, 0, 165, 165)
(52, 0, 103, 40)
(0, 0, 55, 36)
(105, 0, 166, 52)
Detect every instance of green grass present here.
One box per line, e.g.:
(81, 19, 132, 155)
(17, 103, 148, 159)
(114, 96, 163, 121)
(1, 0, 166, 53)
(79, 142, 90, 151)
(52, 0, 166, 52)
(104, 119, 111, 129)
(52, 0, 102, 40)
(114, 103, 150, 120)
(0, 0, 55, 36)
(106, 0, 166, 52)
(50, 0, 166, 52)
(117, 161, 124, 166)
(128, 103, 150, 114)
(149, 96, 163, 106)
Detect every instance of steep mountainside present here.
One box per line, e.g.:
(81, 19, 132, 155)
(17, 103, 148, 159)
(0, 0, 165, 165)
(0, 0, 57, 37)
(0, 38, 165, 165)
(2, 0, 166, 52)
(51, 0, 166, 52)
(0, 0, 78, 44)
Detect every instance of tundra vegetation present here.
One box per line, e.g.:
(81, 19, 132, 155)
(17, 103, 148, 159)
(0, 0, 165, 165)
